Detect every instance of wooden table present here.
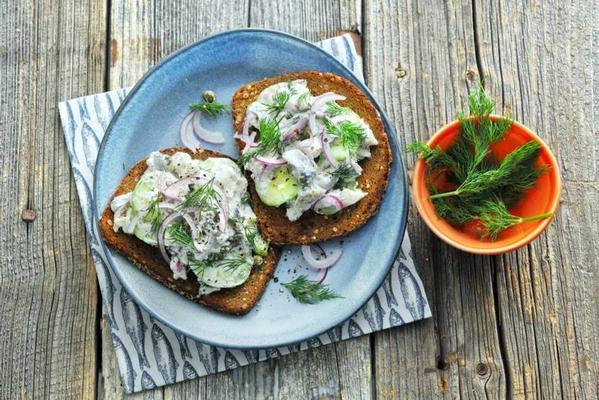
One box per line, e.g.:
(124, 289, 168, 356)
(1, 0, 596, 398)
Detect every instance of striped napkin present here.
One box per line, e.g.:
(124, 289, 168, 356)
(58, 33, 431, 393)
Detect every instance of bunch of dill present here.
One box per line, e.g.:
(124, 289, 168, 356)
(408, 86, 552, 240)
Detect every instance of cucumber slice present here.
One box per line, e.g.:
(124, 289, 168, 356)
(129, 178, 154, 213)
(251, 233, 269, 256)
(330, 141, 347, 161)
(256, 167, 300, 207)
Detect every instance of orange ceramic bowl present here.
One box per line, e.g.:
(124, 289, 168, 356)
(412, 116, 561, 255)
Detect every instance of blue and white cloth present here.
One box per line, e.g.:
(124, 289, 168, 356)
(58, 34, 431, 394)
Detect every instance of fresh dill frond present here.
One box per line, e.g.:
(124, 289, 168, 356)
(326, 101, 350, 117)
(189, 260, 208, 280)
(282, 275, 343, 304)
(167, 222, 193, 247)
(143, 194, 163, 231)
(240, 193, 250, 204)
(243, 225, 258, 249)
(324, 119, 366, 159)
(430, 140, 544, 200)
(331, 164, 356, 182)
(211, 256, 249, 272)
(178, 178, 219, 210)
(265, 91, 290, 116)
(475, 198, 553, 240)
(406, 85, 550, 240)
(190, 101, 230, 116)
(297, 92, 311, 108)
(238, 118, 282, 165)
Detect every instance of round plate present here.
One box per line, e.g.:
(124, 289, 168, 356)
(94, 29, 408, 348)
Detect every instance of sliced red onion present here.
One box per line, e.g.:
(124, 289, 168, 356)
(254, 156, 287, 168)
(282, 114, 309, 141)
(320, 130, 338, 168)
(180, 112, 201, 149)
(191, 110, 225, 144)
(313, 194, 344, 215)
(301, 245, 343, 269)
(236, 130, 258, 152)
(161, 177, 201, 201)
(156, 212, 180, 263)
(311, 93, 346, 112)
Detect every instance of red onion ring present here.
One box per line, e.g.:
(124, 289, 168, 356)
(320, 130, 338, 168)
(161, 177, 201, 201)
(191, 110, 225, 144)
(156, 212, 180, 263)
(313, 194, 344, 215)
(301, 245, 343, 269)
(180, 112, 201, 149)
(254, 156, 287, 168)
(311, 93, 346, 112)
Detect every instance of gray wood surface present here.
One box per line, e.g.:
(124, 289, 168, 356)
(0, 0, 105, 398)
(0, 0, 596, 399)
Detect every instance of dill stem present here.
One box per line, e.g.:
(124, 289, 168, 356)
(429, 190, 460, 199)
(519, 212, 553, 222)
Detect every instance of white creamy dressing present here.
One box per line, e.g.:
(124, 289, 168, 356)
(110, 151, 268, 295)
(241, 80, 378, 221)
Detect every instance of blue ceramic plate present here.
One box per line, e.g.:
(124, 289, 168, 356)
(94, 29, 408, 349)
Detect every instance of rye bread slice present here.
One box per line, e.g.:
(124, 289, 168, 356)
(232, 71, 393, 245)
(98, 147, 280, 315)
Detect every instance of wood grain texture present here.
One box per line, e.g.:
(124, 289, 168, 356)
(364, 0, 507, 398)
(0, 0, 104, 398)
(475, 0, 598, 398)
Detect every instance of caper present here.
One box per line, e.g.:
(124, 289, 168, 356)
(202, 90, 216, 103)
(253, 255, 264, 265)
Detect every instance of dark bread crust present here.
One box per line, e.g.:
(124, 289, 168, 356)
(232, 71, 392, 245)
(98, 147, 280, 315)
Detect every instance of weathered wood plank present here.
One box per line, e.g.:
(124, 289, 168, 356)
(475, 0, 598, 398)
(0, 0, 104, 398)
(363, 0, 507, 398)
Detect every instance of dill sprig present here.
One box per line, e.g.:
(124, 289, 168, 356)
(167, 222, 193, 247)
(407, 85, 552, 240)
(190, 101, 230, 116)
(212, 256, 249, 272)
(324, 119, 365, 159)
(429, 141, 544, 200)
(143, 194, 163, 231)
(177, 179, 219, 210)
(331, 164, 356, 182)
(238, 118, 282, 165)
(476, 198, 553, 240)
(326, 101, 350, 117)
(282, 275, 343, 304)
(297, 92, 311, 109)
(265, 91, 290, 116)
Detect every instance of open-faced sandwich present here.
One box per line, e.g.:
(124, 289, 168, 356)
(232, 71, 392, 245)
(99, 147, 279, 315)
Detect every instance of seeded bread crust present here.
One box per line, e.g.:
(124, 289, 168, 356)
(98, 147, 280, 315)
(232, 71, 392, 245)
